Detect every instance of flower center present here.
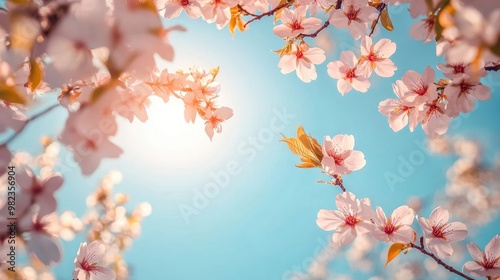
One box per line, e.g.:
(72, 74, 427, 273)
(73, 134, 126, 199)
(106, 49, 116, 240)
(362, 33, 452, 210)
(345, 5, 360, 21)
(453, 64, 465, 74)
(85, 139, 98, 150)
(345, 215, 357, 227)
(367, 52, 379, 62)
(432, 223, 449, 239)
(345, 68, 356, 80)
(180, 0, 189, 6)
(296, 50, 304, 59)
(411, 82, 428, 96)
(384, 220, 395, 234)
(290, 20, 302, 30)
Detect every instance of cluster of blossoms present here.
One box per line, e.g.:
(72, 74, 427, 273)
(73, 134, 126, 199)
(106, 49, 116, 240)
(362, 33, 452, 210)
(378, 63, 491, 136)
(282, 127, 500, 279)
(428, 136, 500, 226)
(0, 0, 233, 176)
(0, 141, 150, 280)
(158, 0, 500, 137)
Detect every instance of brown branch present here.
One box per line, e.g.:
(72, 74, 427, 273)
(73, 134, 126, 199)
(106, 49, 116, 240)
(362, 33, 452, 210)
(485, 64, 500, 71)
(368, 2, 387, 37)
(240, 1, 295, 28)
(299, 21, 330, 38)
(332, 174, 346, 192)
(410, 237, 474, 280)
(0, 103, 59, 148)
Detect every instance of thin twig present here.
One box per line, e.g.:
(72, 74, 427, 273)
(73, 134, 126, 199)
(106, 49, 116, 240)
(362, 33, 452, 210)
(485, 64, 500, 71)
(299, 21, 330, 38)
(332, 174, 346, 192)
(0, 103, 59, 148)
(368, 2, 387, 37)
(409, 237, 474, 280)
(241, 1, 294, 28)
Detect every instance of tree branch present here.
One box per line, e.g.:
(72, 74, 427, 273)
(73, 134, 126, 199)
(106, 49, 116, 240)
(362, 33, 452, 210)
(368, 2, 387, 37)
(299, 21, 330, 38)
(0, 103, 59, 148)
(240, 1, 295, 28)
(410, 237, 474, 280)
(485, 64, 500, 71)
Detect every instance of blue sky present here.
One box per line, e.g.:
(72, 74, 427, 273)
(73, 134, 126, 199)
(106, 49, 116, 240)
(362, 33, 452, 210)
(6, 3, 500, 279)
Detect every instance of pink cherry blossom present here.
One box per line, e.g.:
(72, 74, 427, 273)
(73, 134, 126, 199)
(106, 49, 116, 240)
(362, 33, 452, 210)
(371, 205, 416, 243)
(146, 68, 185, 103)
(444, 77, 491, 118)
(437, 61, 486, 81)
(329, 0, 377, 40)
(327, 50, 370, 94)
(73, 241, 116, 280)
(17, 167, 63, 217)
(0, 101, 25, 133)
(316, 191, 375, 246)
(201, 0, 239, 29)
(159, 0, 203, 19)
(273, 6, 322, 38)
(116, 83, 152, 123)
(418, 206, 468, 259)
(359, 36, 397, 78)
(58, 88, 123, 175)
(203, 106, 233, 140)
(18, 212, 62, 266)
(463, 235, 500, 278)
(321, 134, 366, 175)
(400, 67, 438, 106)
(378, 81, 419, 132)
(419, 101, 450, 136)
(278, 44, 326, 83)
(408, 0, 439, 18)
(409, 16, 436, 43)
(183, 91, 202, 123)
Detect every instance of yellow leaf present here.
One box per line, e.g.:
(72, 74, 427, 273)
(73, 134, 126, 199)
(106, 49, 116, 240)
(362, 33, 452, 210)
(273, 0, 288, 23)
(139, 0, 158, 12)
(296, 162, 317, 168)
(273, 41, 293, 57)
(229, 7, 245, 37)
(0, 83, 27, 105)
(28, 59, 43, 92)
(297, 125, 323, 164)
(281, 125, 324, 169)
(385, 243, 406, 267)
(210, 66, 220, 80)
(380, 8, 394, 31)
(7, 0, 32, 6)
(9, 12, 40, 52)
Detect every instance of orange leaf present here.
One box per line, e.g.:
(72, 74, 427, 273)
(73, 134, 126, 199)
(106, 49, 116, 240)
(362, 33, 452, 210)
(297, 125, 323, 165)
(229, 7, 245, 36)
(281, 125, 324, 169)
(380, 8, 394, 31)
(0, 83, 27, 105)
(385, 243, 406, 267)
(28, 59, 43, 92)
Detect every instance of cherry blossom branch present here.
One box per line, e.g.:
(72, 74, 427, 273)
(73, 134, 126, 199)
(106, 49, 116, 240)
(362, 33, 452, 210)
(410, 236, 474, 280)
(0, 103, 59, 148)
(485, 64, 500, 71)
(298, 0, 342, 38)
(368, 2, 387, 37)
(332, 174, 346, 192)
(299, 21, 330, 38)
(240, 1, 295, 28)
